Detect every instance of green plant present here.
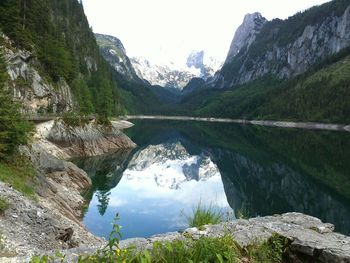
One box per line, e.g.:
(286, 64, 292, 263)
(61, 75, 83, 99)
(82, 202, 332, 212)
(30, 251, 65, 263)
(235, 202, 250, 220)
(0, 198, 9, 214)
(32, 212, 290, 263)
(0, 155, 36, 198)
(247, 234, 290, 263)
(185, 202, 225, 228)
(79, 213, 124, 262)
(61, 112, 90, 127)
(0, 232, 5, 251)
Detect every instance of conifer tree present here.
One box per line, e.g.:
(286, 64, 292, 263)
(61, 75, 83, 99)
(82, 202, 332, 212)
(0, 48, 32, 159)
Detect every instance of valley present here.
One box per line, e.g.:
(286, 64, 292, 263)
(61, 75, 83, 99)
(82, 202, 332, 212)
(1, 0, 350, 262)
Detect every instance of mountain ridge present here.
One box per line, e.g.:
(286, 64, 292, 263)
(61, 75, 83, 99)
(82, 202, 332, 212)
(214, 0, 350, 89)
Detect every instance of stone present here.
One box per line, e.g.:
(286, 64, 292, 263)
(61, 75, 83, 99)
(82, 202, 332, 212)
(47, 119, 136, 158)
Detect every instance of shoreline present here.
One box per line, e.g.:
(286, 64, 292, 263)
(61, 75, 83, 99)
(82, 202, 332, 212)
(120, 115, 350, 132)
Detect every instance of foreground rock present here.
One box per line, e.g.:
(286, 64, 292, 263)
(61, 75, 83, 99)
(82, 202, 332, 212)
(0, 181, 103, 259)
(47, 119, 136, 157)
(8, 213, 350, 262)
(118, 213, 350, 263)
(0, 119, 136, 261)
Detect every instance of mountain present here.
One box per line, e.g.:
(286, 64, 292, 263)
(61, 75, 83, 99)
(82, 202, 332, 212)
(214, 0, 350, 89)
(131, 51, 222, 90)
(125, 141, 220, 189)
(179, 0, 350, 123)
(95, 33, 179, 111)
(95, 33, 144, 84)
(0, 0, 125, 116)
(186, 50, 222, 80)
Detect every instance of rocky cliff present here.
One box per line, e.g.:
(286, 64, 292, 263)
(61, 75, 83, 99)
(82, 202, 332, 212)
(2, 35, 74, 114)
(47, 119, 136, 157)
(215, 1, 350, 89)
(95, 34, 144, 84)
(224, 13, 267, 64)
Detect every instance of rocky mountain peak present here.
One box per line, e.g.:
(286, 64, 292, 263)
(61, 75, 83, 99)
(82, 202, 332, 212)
(186, 50, 205, 69)
(225, 12, 267, 64)
(96, 33, 126, 54)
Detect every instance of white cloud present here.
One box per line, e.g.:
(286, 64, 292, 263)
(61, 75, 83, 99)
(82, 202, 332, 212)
(82, 0, 331, 64)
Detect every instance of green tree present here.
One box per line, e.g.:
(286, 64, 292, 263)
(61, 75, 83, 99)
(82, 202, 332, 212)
(0, 49, 33, 159)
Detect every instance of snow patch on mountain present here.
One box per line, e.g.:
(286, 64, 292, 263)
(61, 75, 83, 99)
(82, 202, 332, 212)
(131, 51, 222, 90)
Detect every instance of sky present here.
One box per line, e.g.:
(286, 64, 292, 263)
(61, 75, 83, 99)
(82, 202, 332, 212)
(82, 0, 330, 66)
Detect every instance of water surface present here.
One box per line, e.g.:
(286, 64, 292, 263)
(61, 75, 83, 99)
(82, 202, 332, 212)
(75, 120, 350, 239)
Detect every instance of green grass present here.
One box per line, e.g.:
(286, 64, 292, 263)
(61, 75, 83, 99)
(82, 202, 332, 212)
(0, 197, 9, 214)
(0, 156, 36, 198)
(185, 203, 226, 228)
(31, 234, 288, 263)
(31, 214, 290, 263)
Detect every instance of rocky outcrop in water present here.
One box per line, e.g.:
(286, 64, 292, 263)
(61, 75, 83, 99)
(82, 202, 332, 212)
(47, 119, 136, 157)
(215, 3, 350, 88)
(2, 35, 74, 114)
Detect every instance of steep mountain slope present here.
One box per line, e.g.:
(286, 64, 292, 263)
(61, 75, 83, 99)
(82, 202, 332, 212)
(181, 46, 350, 123)
(178, 0, 350, 123)
(95, 33, 177, 112)
(214, 0, 350, 89)
(0, 0, 124, 116)
(95, 33, 144, 84)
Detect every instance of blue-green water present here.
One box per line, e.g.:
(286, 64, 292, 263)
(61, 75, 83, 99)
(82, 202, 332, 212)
(74, 120, 350, 239)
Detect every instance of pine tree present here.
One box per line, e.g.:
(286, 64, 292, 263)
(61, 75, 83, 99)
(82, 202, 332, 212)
(0, 48, 33, 159)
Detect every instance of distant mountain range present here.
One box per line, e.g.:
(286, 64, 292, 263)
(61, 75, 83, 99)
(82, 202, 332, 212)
(95, 33, 222, 91)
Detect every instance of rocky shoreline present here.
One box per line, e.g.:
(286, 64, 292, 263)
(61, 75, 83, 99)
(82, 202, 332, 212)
(7, 213, 350, 262)
(121, 115, 350, 132)
(0, 119, 136, 261)
(1, 119, 350, 262)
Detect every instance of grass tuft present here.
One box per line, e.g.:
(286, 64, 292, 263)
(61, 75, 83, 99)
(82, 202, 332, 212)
(186, 202, 225, 228)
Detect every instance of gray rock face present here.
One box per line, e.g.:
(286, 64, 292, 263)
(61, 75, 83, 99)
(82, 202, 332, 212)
(225, 12, 267, 64)
(12, 213, 349, 262)
(216, 4, 350, 88)
(2, 35, 74, 114)
(47, 119, 136, 157)
(95, 34, 143, 84)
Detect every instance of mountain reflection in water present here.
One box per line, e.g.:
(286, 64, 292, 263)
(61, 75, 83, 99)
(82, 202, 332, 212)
(74, 120, 350, 239)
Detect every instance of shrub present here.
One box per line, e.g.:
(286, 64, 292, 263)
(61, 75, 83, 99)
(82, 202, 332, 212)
(61, 112, 91, 127)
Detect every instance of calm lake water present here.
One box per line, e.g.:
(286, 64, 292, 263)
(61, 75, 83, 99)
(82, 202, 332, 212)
(74, 120, 350, 239)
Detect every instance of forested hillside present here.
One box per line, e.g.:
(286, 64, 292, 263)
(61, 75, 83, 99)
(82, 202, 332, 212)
(178, 0, 350, 123)
(180, 47, 350, 123)
(0, 0, 124, 116)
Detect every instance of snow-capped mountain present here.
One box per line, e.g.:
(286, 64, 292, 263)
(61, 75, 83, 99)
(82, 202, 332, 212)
(186, 51, 223, 80)
(131, 51, 222, 90)
(125, 142, 221, 189)
(95, 33, 222, 92)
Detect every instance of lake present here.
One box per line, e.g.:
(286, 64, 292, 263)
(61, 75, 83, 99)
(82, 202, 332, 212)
(74, 120, 350, 239)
